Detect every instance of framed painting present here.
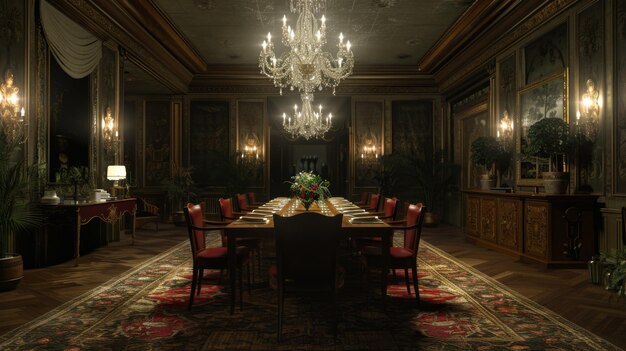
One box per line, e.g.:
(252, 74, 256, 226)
(517, 70, 568, 185)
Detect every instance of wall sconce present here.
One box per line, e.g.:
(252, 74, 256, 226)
(239, 132, 262, 163)
(0, 70, 25, 144)
(102, 106, 118, 153)
(359, 130, 380, 164)
(497, 110, 514, 141)
(576, 78, 600, 140)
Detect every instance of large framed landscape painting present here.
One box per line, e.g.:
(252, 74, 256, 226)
(517, 70, 567, 185)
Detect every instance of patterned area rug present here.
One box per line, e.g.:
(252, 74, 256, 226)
(0, 238, 620, 351)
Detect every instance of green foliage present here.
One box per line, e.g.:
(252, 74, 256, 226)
(57, 166, 88, 184)
(374, 152, 457, 215)
(0, 136, 43, 254)
(603, 249, 626, 295)
(525, 117, 571, 171)
(162, 164, 196, 211)
(288, 171, 331, 201)
(470, 136, 501, 173)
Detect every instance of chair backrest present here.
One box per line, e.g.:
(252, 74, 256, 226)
(359, 191, 370, 204)
(368, 193, 381, 210)
(236, 193, 249, 211)
(273, 212, 343, 284)
(218, 197, 235, 223)
(403, 203, 425, 256)
(248, 192, 257, 205)
(382, 197, 399, 222)
(184, 203, 207, 255)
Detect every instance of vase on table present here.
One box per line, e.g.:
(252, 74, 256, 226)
(300, 198, 314, 211)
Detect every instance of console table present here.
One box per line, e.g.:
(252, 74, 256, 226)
(42, 198, 137, 266)
(463, 190, 598, 268)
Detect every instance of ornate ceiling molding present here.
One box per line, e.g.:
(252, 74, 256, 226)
(189, 64, 437, 95)
(435, 0, 576, 94)
(417, 0, 519, 73)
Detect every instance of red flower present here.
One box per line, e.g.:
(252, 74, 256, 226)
(299, 193, 305, 199)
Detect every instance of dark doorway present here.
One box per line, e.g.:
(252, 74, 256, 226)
(268, 96, 350, 198)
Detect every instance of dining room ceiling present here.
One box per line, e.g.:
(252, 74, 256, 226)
(152, 0, 474, 67)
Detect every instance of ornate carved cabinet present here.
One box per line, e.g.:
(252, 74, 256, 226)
(463, 190, 598, 267)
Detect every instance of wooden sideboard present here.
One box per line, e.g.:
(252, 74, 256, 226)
(463, 190, 599, 268)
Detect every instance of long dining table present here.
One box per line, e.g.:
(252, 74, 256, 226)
(223, 197, 393, 314)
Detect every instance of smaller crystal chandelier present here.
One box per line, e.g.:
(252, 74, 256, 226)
(260, 0, 353, 139)
(282, 93, 332, 140)
(0, 70, 26, 144)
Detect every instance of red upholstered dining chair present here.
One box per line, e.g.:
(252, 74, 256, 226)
(354, 197, 399, 249)
(247, 191, 263, 206)
(359, 193, 381, 212)
(183, 203, 251, 311)
(362, 203, 425, 303)
(236, 193, 258, 212)
(354, 191, 370, 206)
(270, 212, 344, 342)
(218, 197, 262, 280)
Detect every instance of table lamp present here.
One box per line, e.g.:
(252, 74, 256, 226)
(107, 165, 126, 198)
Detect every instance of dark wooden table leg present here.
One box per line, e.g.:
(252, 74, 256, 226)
(381, 229, 390, 299)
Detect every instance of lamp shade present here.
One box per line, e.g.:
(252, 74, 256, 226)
(106, 165, 126, 181)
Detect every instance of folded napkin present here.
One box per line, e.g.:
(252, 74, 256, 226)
(347, 211, 375, 217)
(252, 210, 275, 215)
(246, 212, 272, 218)
(349, 216, 382, 224)
(341, 209, 366, 213)
(237, 216, 269, 223)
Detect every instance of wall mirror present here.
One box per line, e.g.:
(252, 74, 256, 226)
(516, 70, 568, 185)
(48, 55, 91, 183)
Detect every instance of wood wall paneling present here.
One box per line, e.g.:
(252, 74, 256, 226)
(188, 100, 229, 187)
(353, 100, 384, 188)
(143, 100, 171, 187)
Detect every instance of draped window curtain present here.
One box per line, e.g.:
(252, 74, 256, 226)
(40, 0, 102, 79)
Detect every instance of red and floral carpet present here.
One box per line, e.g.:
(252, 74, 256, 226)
(0, 238, 620, 351)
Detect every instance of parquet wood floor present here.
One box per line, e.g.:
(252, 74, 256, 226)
(0, 223, 624, 349)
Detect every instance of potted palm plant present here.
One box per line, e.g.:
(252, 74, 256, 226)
(162, 164, 195, 225)
(0, 136, 42, 291)
(470, 136, 501, 190)
(525, 117, 572, 194)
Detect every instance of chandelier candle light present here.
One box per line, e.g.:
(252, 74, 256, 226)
(260, 0, 354, 139)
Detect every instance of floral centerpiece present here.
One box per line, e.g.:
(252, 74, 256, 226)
(288, 171, 330, 210)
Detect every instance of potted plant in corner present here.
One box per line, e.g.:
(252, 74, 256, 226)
(470, 136, 501, 190)
(525, 117, 572, 194)
(162, 164, 195, 226)
(0, 136, 42, 291)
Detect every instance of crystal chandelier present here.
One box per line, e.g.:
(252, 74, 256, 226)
(282, 93, 332, 140)
(259, 0, 354, 139)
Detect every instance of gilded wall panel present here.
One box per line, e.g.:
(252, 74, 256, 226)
(144, 100, 171, 187)
(237, 100, 265, 187)
(354, 100, 383, 187)
(189, 100, 229, 187)
(576, 1, 604, 193)
(614, 0, 626, 194)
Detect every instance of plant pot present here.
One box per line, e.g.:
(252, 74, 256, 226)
(479, 174, 495, 190)
(542, 171, 569, 194)
(423, 212, 439, 227)
(0, 253, 23, 291)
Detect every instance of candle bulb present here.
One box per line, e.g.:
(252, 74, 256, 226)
(282, 15, 287, 27)
(283, 112, 286, 125)
(267, 32, 272, 42)
(339, 32, 343, 43)
(321, 15, 326, 26)
(346, 40, 351, 51)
